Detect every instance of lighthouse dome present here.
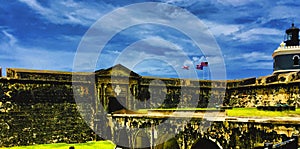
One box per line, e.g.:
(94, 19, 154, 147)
(273, 23, 300, 74)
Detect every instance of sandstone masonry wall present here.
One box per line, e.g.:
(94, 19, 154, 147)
(226, 72, 300, 107)
(0, 76, 97, 147)
(2, 65, 300, 147)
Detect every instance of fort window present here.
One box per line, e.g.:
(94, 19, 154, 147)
(287, 33, 292, 40)
(293, 55, 300, 66)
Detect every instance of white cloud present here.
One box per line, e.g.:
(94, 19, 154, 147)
(216, 0, 258, 7)
(243, 61, 273, 69)
(108, 37, 198, 78)
(203, 20, 241, 36)
(183, 59, 193, 66)
(160, 0, 198, 6)
(15, 47, 75, 70)
(18, 0, 114, 26)
(19, 0, 52, 15)
(202, 20, 282, 43)
(0, 30, 76, 74)
(2, 30, 17, 46)
(268, 5, 299, 21)
(8, 0, 289, 79)
(192, 56, 200, 62)
(227, 51, 273, 69)
(142, 36, 183, 51)
(233, 28, 282, 42)
(229, 51, 272, 61)
(57, 35, 82, 42)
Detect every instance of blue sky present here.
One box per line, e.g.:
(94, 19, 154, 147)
(1, 0, 299, 80)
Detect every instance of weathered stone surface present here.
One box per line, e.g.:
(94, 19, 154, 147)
(0, 74, 96, 147)
(1, 65, 300, 147)
(110, 115, 300, 149)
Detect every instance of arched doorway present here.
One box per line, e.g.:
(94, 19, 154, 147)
(293, 55, 299, 65)
(191, 138, 221, 149)
(133, 130, 151, 149)
(107, 96, 126, 113)
(115, 128, 130, 149)
(154, 133, 180, 149)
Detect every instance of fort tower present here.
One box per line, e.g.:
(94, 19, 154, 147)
(273, 23, 300, 73)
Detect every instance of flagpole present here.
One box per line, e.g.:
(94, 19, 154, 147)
(203, 67, 204, 80)
(208, 67, 210, 80)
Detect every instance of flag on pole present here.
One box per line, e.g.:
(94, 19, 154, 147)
(201, 62, 208, 67)
(196, 61, 208, 70)
(182, 65, 189, 70)
(196, 64, 203, 70)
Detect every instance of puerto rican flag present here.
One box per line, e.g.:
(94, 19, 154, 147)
(201, 62, 208, 67)
(196, 64, 203, 70)
(196, 61, 208, 70)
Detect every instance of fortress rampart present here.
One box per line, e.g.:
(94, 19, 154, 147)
(0, 69, 97, 147)
(0, 64, 300, 147)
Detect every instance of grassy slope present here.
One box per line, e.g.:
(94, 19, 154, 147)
(139, 108, 300, 117)
(0, 141, 116, 149)
(226, 108, 300, 117)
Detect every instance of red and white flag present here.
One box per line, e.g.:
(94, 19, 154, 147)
(182, 65, 189, 70)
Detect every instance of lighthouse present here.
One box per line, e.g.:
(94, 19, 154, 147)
(273, 23, 300, 74)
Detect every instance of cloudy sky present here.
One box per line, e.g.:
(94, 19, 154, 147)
(1, 0, 299, 80)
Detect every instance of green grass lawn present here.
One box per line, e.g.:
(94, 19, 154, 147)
(139, 107, 300, 117)
(226, 108, 300, 117)
(0, 141, 116, 149)
(137, 107, 217, 112)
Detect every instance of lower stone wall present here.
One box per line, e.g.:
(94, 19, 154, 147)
(0, 103, 95, 147)
(226, 83, 300, 107)
(2, 69, 300, 147)
(110, 116, 300, 149)
(136, 85, 222, 109)
(0, 79, 97, 147)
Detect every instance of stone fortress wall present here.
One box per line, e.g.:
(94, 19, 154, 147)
(110, 115, 300, 149)
(0, 68, 98, 147)
(0, 64, 300, 147)
(227, 72, 300, 108)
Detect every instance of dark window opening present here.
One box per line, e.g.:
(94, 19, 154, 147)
(287, 33, 292, 40)
(293, 55, 299, 65)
